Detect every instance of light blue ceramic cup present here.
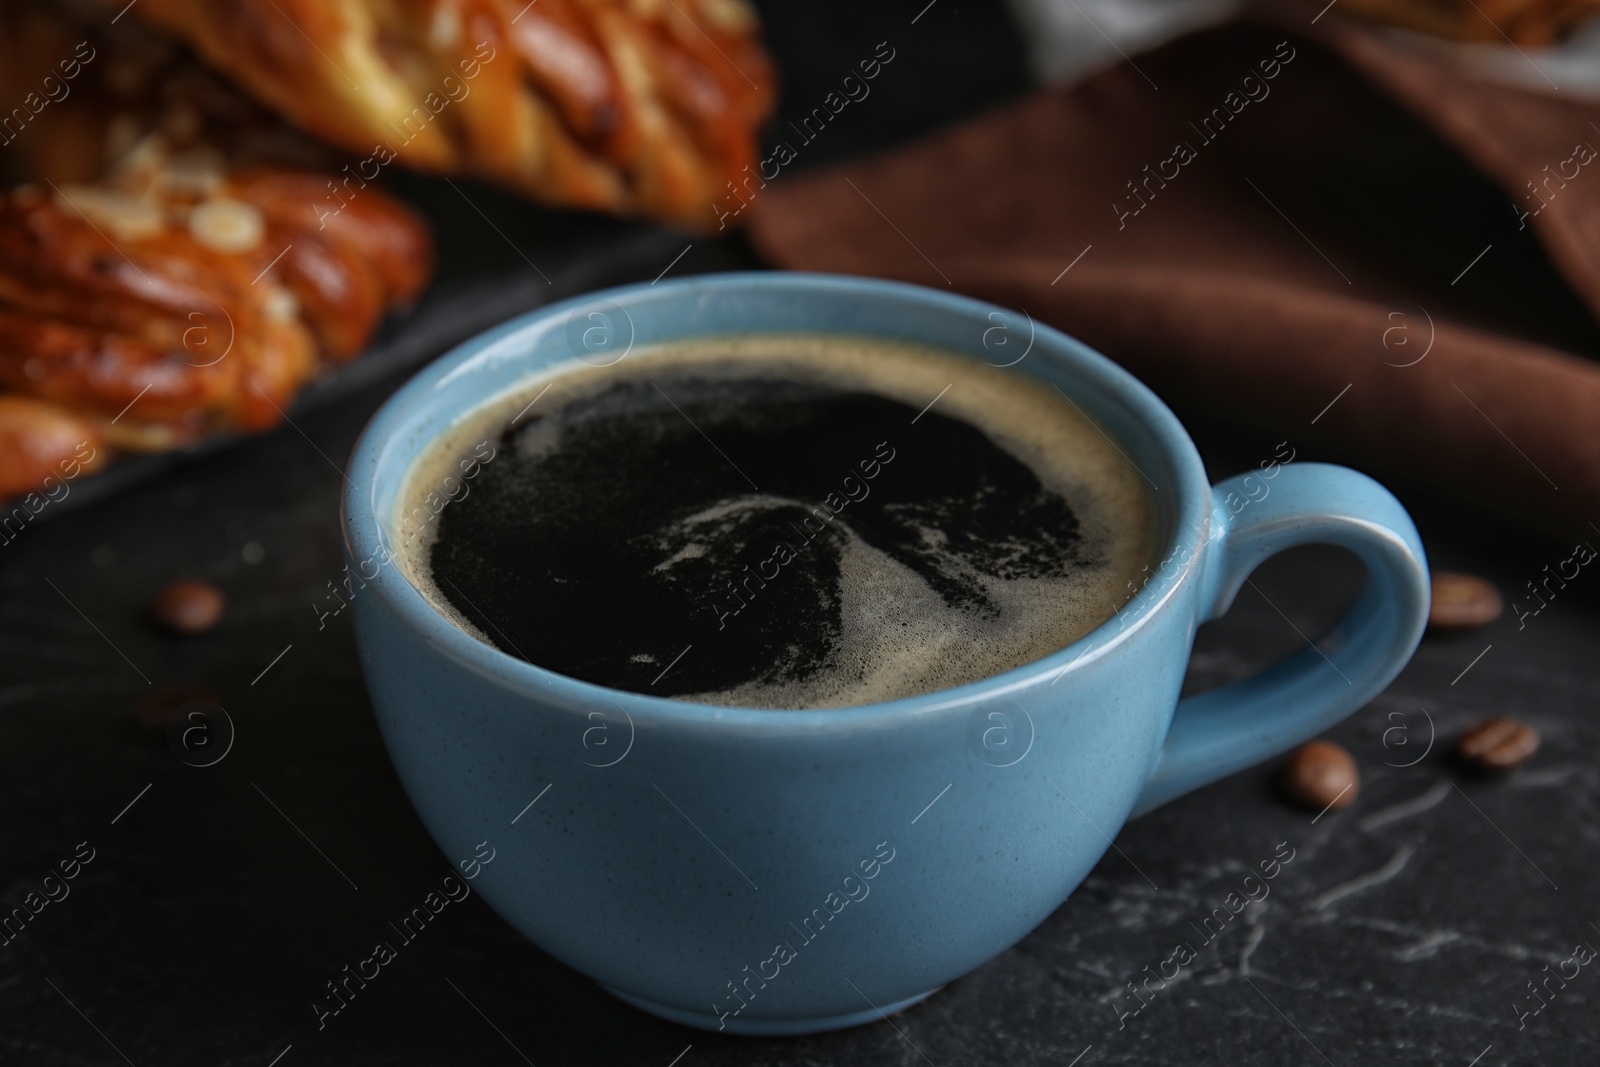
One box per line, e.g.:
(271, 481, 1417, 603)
(343, 273, 1429, 1035)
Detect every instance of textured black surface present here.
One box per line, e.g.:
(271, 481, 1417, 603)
(3, 3, 1597, 1066)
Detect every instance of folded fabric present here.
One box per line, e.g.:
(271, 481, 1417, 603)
(747, 7, 1600, 542)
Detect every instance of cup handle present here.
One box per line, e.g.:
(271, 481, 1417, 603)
(1131, 463, 1430, 817)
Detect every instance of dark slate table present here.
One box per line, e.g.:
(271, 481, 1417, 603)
(3, 3, 1595, 1065)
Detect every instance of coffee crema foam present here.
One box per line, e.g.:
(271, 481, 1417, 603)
(397, 335, 1157, 709)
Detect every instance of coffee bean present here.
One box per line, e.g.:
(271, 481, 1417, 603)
(151, 579, 225, 635)
(1429, 572, 1502, 631)
(1281, 741, 1359, 811)
(1457, 716, 1539, 771)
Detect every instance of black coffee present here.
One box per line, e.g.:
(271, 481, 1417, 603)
(400, 336, 1154, 708)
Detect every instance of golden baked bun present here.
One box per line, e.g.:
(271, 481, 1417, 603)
(0, 2, 433, 476)
(122, 0, 777, 228)
(0, 155, 431, 452)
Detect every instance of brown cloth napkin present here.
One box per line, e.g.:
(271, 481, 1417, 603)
(746, 10, 1600, 543)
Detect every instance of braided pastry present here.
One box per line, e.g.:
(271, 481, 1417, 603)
(121, 0, 777, 229)
(0, 162, 430, 451)
(0, 3, 433, 468)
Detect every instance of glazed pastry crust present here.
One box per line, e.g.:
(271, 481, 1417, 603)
(123, 0, 777, 228)
(0, 164, 430, 452)
(0, 3, 434, 469)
